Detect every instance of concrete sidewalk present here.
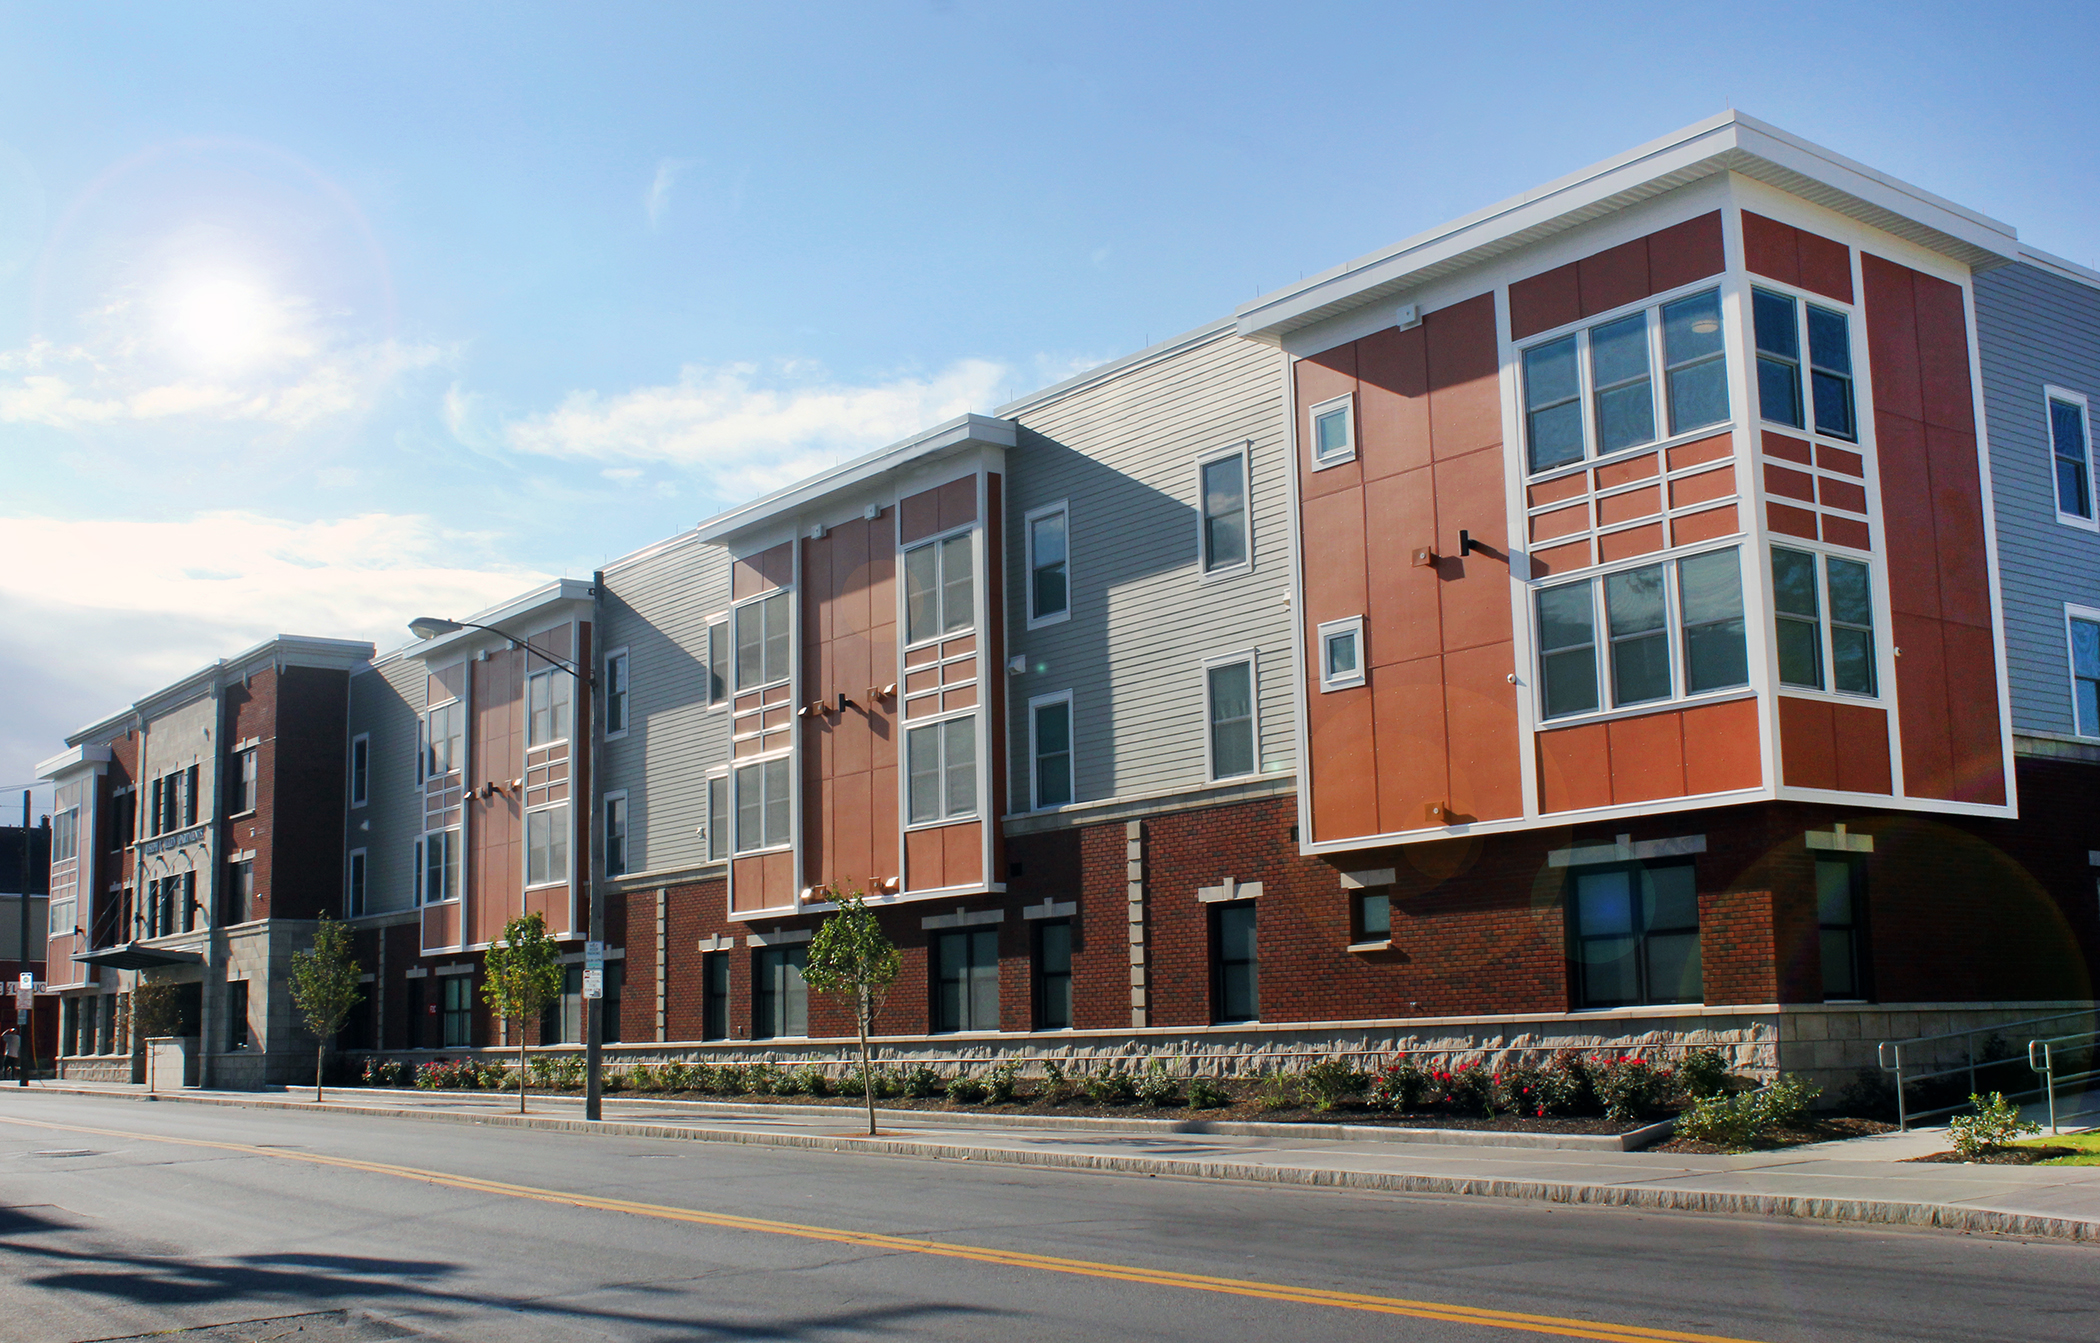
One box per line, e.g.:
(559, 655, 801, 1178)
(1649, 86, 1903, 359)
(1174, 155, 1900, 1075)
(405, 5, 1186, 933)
(16, 1079, 2100, 1244)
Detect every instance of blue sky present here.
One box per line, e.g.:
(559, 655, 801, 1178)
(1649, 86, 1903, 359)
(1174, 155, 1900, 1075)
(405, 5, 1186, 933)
(4, 0, 2098, 805)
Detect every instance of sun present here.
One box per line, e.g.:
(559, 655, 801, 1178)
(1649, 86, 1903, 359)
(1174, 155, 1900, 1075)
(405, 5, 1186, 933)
(157, 271, 285, 373)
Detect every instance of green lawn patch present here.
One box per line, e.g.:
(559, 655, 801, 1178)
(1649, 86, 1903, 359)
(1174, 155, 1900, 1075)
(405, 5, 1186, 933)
(2014, 1132, 2100, 1166)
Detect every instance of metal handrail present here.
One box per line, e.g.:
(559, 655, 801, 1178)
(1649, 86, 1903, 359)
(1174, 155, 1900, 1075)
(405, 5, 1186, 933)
(1878, 1010, 2097, 1130)
(2027, 1029, 2100, 1135)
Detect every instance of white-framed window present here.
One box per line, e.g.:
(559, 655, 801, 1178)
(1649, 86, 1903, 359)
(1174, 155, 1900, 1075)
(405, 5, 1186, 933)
(906, 713, 977, 825)
(346, 848, 367, 918)
(734, 756, 792, 853)
(1204, 654, 1258, 780)
(2067, 604, 2100, 738)
(527, 668, 573, 747)
(227, 748, 258, 816)
(2047, 387, 2096, 528)
(526, 803, 570, 886)
(1025, 502, 1070, 626)
(52, 807, 78, 862)
(349, 733, 369, 808)
(422, 700, 464, 781)
(604, 791, 629, 878)
(1308, 392, 1356, 469)
(1752, 287, 1857, 442)
(1028, 691, 1074, 810)
(1534, 546, 1750, 720)
(604, 649, 630, 737)
(704, 618, 729, 706)
(421, 828, 459, 905)
(1317, 616, 1366, 692)
(1771, 546, 1877, 697)
(733, 591, 792, 691)
(904, 529, 975, 645)
(705, 770, 730, 862)
(1197, 447, 1250, 576)
(1522, 287, 1728, 473)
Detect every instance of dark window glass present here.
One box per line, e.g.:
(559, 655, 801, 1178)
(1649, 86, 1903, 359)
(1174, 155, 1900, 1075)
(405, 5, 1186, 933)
(601, 961, 623, 1045)
(1357, 891, 1391, 941)
(1030, 510, 1068, 618)
(1771, 547, 1823, 690)
(702, 952, 730, 1040)
(1201, 455, 1248, 571)
(1679, 549, 1748, 693)
(1537, 581, 1599, 717)
(605, 653, 628, 733)
(346, 851, 366, 918)
(441, 975, 473, 1048)
(2052, 398, 2093, 519)
(1753, 288, 1804, 429)
(1211, 903, 1258, 1023)
(225, 981, 249, 1050)
(1525, 334, 1584, 471)
(1033, 922, 1072, 1030)
(754, 946, 806, 1039)
(1589, 312, 1655, 454)
(1816, 858, 1866, 1000)
(707, 776, 729, 861)
(350, 737, 369, 806)
(933, 929, 1000, 1032)
(1033, 699, 1072, 809)
(1606, 564, 1670, 706)
(1569, 863, 1701, 1008)
(1661, 291, 1728, 434)
(1826, 558, 1876, 695)
(604, 796, 627, 878)
(1206, 661, 1255, 777)
(1806, 304, 1856, 441)
(706, 621, 728, 703)
(2072, 618, 2100, 737)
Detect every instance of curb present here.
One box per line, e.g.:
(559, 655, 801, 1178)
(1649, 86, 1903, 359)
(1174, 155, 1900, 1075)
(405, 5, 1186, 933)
(20, 1086, 2097, 1244)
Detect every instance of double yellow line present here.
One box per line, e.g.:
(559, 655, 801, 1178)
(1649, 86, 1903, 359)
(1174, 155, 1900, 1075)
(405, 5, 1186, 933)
(1, 1113, 1764, 1343)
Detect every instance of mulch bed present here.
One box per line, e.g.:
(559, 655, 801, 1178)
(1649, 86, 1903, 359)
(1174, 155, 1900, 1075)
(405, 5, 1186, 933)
(1652, 1115, 1897, 1155)
(1906, 1146, 2082, 1165)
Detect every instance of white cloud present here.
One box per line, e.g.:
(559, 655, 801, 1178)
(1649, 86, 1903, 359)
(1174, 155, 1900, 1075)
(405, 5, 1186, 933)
(646, 157, 694, 231)
(501, 357, 1011, 500)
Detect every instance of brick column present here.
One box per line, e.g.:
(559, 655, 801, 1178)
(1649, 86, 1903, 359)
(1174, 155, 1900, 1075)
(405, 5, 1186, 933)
(1127, 821, 1147, 1028)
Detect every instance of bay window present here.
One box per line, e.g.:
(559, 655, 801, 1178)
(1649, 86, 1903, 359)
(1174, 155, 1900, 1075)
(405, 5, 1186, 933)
(1536, 547, 1748, 719)
(907, 715, 977, 824)
(734, 592, 792, 691)
(1771, 547, 1876, 696)
(526, 804, 569, 886)
(734, 756, 792, 852)
(1524, 288, 1729, 473)
(905, 532, 974, 644)
(1754, 287, 1856, 442)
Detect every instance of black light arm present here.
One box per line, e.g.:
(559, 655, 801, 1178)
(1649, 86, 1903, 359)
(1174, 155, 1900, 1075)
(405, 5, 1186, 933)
(408, 617, 594, 686)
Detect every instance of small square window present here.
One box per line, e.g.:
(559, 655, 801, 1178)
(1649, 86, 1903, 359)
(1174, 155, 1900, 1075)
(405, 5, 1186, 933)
(1355, 891, 1390, 943)
(1309, 393, 1355, 467)
(1317, 617, 1365, 692)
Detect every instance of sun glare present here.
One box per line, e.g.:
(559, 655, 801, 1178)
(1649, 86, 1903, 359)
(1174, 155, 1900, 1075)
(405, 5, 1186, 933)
(158, 271, 284, 372)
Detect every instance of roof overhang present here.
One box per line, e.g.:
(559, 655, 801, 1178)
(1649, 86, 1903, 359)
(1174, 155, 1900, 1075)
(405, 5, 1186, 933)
(406, 578, 597, 664)
(36, 743, 111, 780)
(693, 413, 1017, 547)
(1235, 110, 2023, 347)
(74, 943, 202, 971)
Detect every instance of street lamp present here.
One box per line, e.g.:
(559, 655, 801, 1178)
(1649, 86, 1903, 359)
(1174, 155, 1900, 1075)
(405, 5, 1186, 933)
(411, 609, 607, 1121)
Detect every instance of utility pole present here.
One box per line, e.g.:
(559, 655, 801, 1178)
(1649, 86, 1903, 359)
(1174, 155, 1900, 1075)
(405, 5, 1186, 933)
(584, 571, 606, 1122)
(18, 790, 31, 1086)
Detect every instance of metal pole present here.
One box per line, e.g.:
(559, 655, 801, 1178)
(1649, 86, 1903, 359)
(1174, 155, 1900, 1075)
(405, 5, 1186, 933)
(1894, 1045, 1908, 1132)
(584, 572, 605, 1123)
(2046, 1043, 2058, 1135)
(18, 791, 29, 1087)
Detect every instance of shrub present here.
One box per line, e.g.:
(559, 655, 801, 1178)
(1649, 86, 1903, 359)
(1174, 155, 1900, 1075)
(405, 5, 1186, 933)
(946, 1072, 987, 1104)
(1133, 1061, 1181, 1108)
(1676, 1048, 1731, 1101)
(601, 1065, 628, 1093)
(482, 1062, 518, 1092)
(1674, 1074, 1824, 1149)
(1585, 1056, 1673, 1122)
(362, 1058, 408, 1088)
(1491, 1064, 1553, 1118)
(714, 1064, 748, 1095)
(1256, 1069, 1301, 1111)
(656, 1061, 695, 1093)
(1302, 1058, 1368, 1111)
(901, 1064, 943, 1099)
(1532, 1057, 1586, 1116)
(626, 1064, 662, 1093)
(1835, 1067, 1896, 1120)
(1186, 1077, 1230, 1111)
(1084, 1069, 1136, 1105)
(413, 1059, 452, 1090)
(1757, 1073, 1819, 1129)
(985, 1060, 1020, 1105)
(746, 1063, 785, 1096)
(1039, 1061, 1074, 1104)
(1369, 1059, 1428, 1112)
(1443, 1065, 1494, 1116)
(804, 1068, 834, 1098)
(1949, 1091, 2039, 1159)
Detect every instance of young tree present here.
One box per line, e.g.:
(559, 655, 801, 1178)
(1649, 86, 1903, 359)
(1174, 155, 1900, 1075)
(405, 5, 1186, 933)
(802, 888, 900, 1136)
(287, 914, 364, 1102)
(481, 911, 564, 1114)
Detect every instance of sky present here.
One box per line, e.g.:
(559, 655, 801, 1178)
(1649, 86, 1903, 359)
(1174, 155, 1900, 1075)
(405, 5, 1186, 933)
(4, 0, 2099, 813)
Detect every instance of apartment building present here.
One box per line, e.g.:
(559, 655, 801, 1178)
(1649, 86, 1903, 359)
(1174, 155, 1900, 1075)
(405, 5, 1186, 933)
(35, 636, 373, 1086)
(52, 112, 2097, 1091)
(2, 814, 53, 1063)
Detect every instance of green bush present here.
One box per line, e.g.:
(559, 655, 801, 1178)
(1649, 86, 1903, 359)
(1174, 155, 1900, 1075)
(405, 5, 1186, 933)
(715, 1064, 748, 1095)
(901, 1064, 943, 1099)
(746, 1063, 785, 1096)
(601, 1065, 628, 1094)
(945, 1071, 987, 1104)
(1083, 1069, 1136, 1105)
(1676, 1048, 1731, 1100)
(1675, 1074, 1824, 1149)
(1133, 1061, 1181, 1108)
(1039, 1061, 1074, 1104)
(1949, 1091, 2039, 1159)
(1584, 1056, 1672, 1122)
(626, 1064, 662, 1093)
(804, 1068, 834, 1097)
(1440, 1065, 1494, 1116)
(1368, 1059, 1427, 1112)
(1301, 1058, 1368, 1111)
(1256, 1070, 1301, 1111)
(1186, 1077, 1230, 1111)
(985, 1060, 1020, 1104)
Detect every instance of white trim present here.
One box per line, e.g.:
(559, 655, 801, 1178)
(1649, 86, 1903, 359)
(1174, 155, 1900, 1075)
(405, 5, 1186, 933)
(1026, 689, 1075, 812)
(730, 753, 795, 855)
(1805, 824, 1873, 853)
(523, 799, 572, 890)
(1316, 616, 1365, 693)
(1194, 442, 1254, 582)
(2064, 603, 2100, 740)
(345, 847, 368, 919)
(1338, 867, 1396, 889)
(919, 905, 1005, 930)
(1547, 832, 1708, 868)
(1307, 391, 1356, 470)
(898, 519, 979, 652)
(602, 789, 630, 879)
(2044, 386, 2098, 532)
(1201, 650, 1261, 783)
(603, 646, 631, 739)
(703, 617, 730, 710)
(745, 927, 814, 947)
(1196, 877, 1262, 903)
(901, 708, 980, 830)
(434, 962, 473, 976)
(1020, 899, 1077, 920)
(1022, 499, 1072, 629)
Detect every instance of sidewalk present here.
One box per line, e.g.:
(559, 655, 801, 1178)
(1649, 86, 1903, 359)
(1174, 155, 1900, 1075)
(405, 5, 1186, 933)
(16, 1080, 2100, 1244)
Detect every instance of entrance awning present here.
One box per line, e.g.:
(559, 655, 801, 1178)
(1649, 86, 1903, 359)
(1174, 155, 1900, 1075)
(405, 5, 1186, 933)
(73, 944, 202, 972)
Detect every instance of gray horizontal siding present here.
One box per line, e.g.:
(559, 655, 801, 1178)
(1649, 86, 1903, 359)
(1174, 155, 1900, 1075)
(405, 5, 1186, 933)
(1002, 332, 1295, 811)
(1974, 262, 2100, 738)
(347, 652, 426, 916)
(601, 531, 733, 876)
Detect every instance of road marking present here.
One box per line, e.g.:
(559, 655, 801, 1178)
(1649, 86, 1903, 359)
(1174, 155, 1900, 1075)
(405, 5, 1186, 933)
(0, 1113, 1766, 1343)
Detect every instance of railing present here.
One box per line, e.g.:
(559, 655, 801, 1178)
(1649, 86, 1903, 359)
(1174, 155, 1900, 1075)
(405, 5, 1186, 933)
(2027, 1029, 2100, 1134)
(1878, 1010, 2096, 1130)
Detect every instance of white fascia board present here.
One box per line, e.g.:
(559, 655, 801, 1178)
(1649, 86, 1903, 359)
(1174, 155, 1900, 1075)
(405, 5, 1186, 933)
(405, 578, 597, 663)
(223, 635, 376, 680)
(691, 413, 1017, 546)
(37, 743, 112, 778)
(2013, 242, 2100, 293)
(1235, 110, 2021, 346)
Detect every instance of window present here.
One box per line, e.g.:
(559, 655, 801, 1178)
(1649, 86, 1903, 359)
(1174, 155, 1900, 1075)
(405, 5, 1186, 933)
(1029, 693, 1073, 810)
(441, 974, 473, 1047)
(541, 965, 584, 1045)
(2048, 389, 2094, 524)
(1309, 393, 1355, 467)
(707, 773, 730, 861)
(734, 757, 792, 852)
(526, 804, 569, 886)
(2069, 610, 2100, 737)
(1524, 289, 1729, 473)
(753, 946, 807, 1038)
(349, 734, 369, 808)
(1199, 451, 1248, 573)
(1033, 921, 1072, 1030)
(423, 701, 464, 779)
(604, 650, 629, 736)
(224, 860, 254, 926)
(422, 829, 460, 905)
(1816, 858, 1868, 1001)
(904, 532, 974, 644)
(604, 793, 628, 878)
(1206, 659, 1256, 779)
(705, 619, 729, 705)
(225, 980, 250, 1051)
(346, 849, 367, 918)
(527, 669, 572, 746)
(734, 592, 793, 689)
(1771, 547, 1876, 696)
(1568, 862, 1701, 1008)
(229, 748, 257, 815)
(702, 951, 730, 1040)
(1026, 504, 1070, 624)
(1318, 617, 1365, 693)
(52, 808, 77, 862)
(1536, 549, 1748, 719)
(1354, 891, 1391, 944)
(182, 765, 198, 826)
(1754, 288, 1855, 441)
(601, 961, 625, 1044)
(906, 716, 977, 825)
(1210, 902, 1258, 1023)
(933, 929, 999, 1033)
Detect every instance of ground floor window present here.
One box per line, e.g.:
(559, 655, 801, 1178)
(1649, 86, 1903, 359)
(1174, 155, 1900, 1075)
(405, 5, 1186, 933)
(754, 947, 806, 1039)
(1210, 902, 1258, 1023)
(601, 961, 624, 1045)
(541, 966, 585, 1045)
(440, 974, 473, 1047)
(225, 980, 250, 1051)
(1816, 858, 1870, 1001)
(1567, 862, 1702, 1008)
(933, 929, 999, 1033)
(1032, 921, 1072, 1030)
(702, 952, 730, 1040)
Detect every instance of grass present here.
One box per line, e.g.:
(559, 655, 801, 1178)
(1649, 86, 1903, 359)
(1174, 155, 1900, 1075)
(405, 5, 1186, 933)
(2013, 1132, 2100, 1165)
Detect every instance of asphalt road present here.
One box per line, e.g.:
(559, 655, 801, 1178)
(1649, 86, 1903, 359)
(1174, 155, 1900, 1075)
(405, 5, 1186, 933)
(1, 1093, 2095, 1343)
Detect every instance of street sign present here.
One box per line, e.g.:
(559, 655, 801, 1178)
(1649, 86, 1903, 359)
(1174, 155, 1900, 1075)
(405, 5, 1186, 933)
(15, 973, 29, 990)
(581, 968, 603, 999)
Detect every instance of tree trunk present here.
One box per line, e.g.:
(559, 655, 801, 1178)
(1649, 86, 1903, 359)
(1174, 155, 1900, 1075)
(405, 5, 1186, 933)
(859, 987, 875, 1136)
(316, 1043, 325, 1103)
